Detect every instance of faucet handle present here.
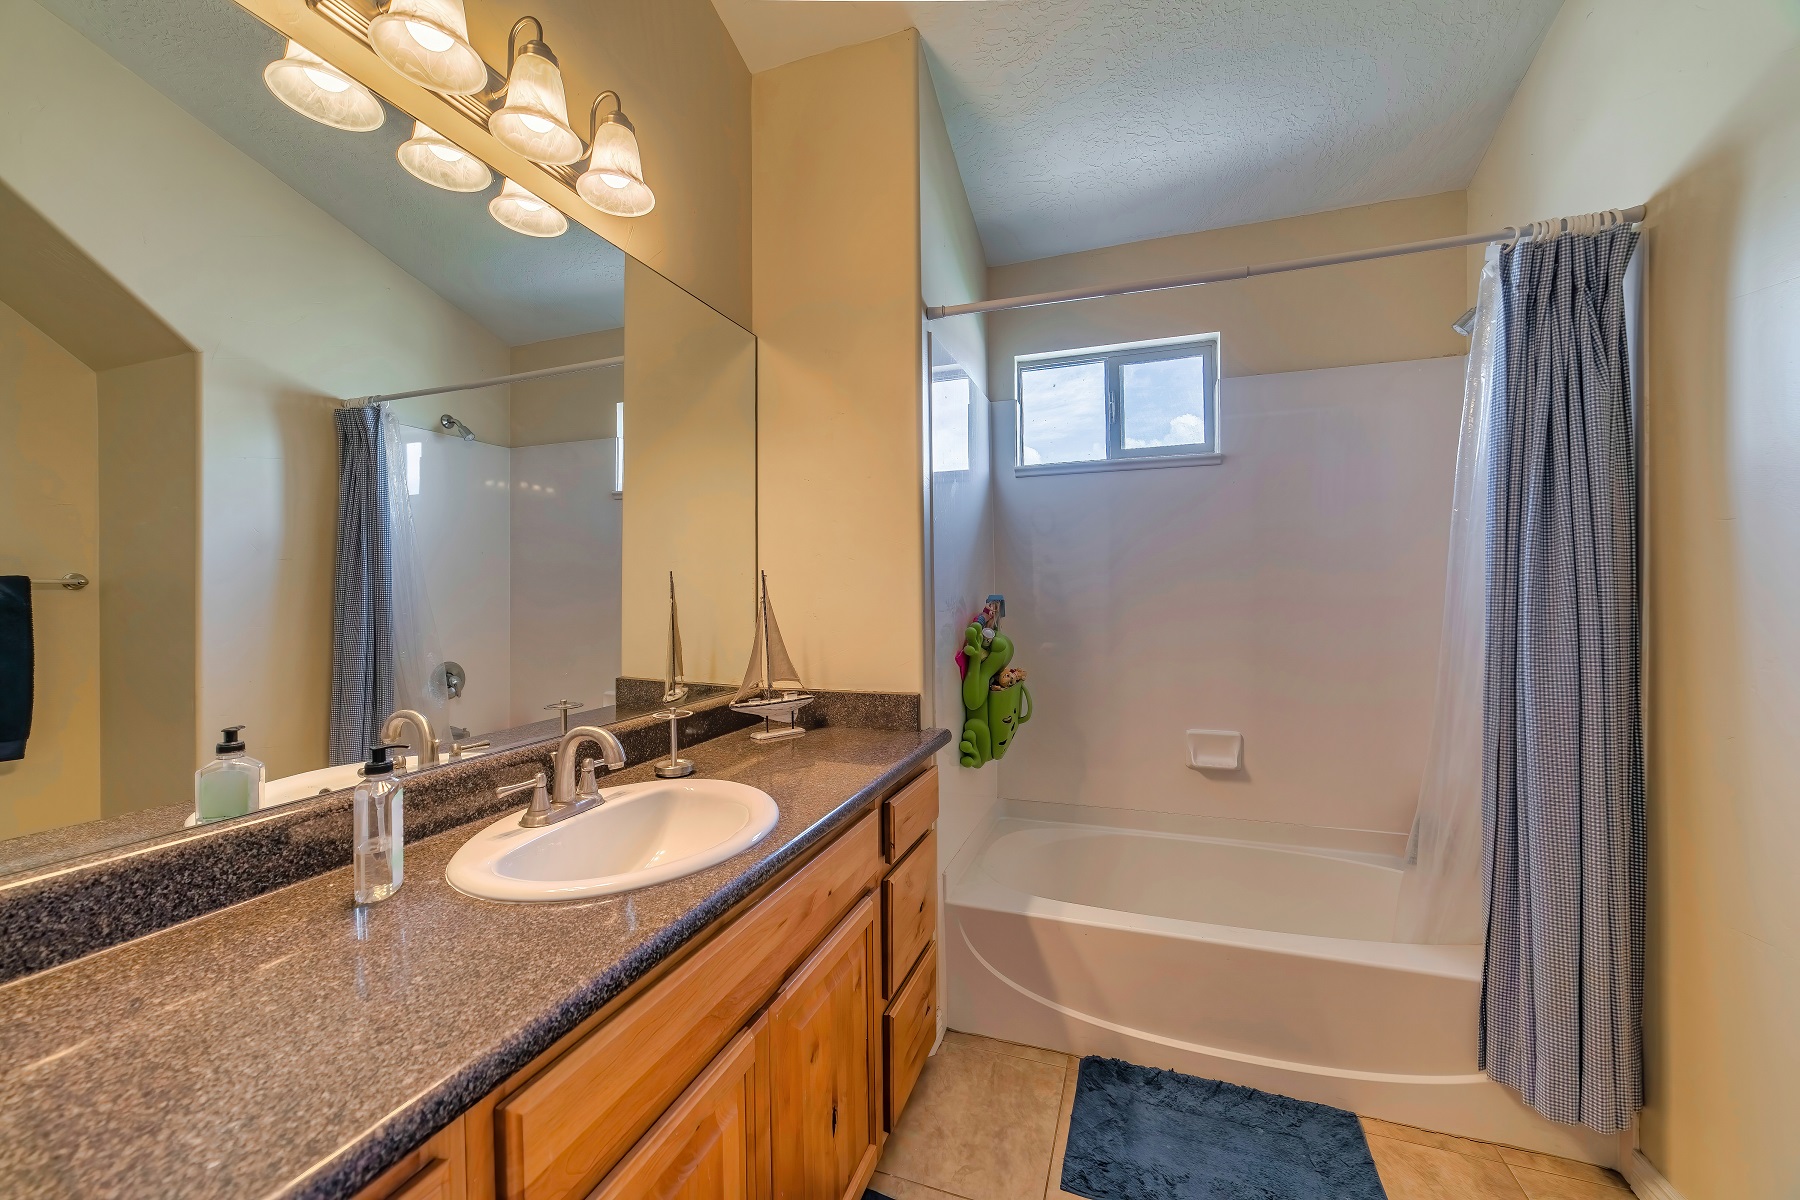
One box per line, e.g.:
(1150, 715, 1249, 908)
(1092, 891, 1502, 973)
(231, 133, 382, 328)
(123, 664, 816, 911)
(498, 772, 551, 823)
(577, 757, 603, 800)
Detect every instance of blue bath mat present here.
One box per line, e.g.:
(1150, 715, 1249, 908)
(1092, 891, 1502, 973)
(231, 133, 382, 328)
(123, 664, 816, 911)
(1060, 1058, 1388, 1199)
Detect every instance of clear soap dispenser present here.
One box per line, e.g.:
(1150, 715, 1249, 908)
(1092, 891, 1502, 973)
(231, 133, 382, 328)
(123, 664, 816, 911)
(353, 742, 407, 904)
(194, 726, 264, 823)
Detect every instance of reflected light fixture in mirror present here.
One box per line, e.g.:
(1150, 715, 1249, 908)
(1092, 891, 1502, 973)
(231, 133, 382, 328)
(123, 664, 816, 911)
(577, 92, 655, 217)
(369, 0, 487, 95)
(489, 17, 584, 165)
(489, 178, 567, 237)
(398, 122, 493, 191)
(262, 41, 385, 132)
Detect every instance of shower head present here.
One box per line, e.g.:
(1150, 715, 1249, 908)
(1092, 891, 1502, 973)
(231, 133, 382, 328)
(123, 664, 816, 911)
(439, 413, 476, 442)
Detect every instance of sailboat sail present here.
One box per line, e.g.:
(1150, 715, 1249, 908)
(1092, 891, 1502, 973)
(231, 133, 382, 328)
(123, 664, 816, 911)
(663, 572, 687, 705)
(761, 582, 804, 692)
(734, 573, 806, 702)
(735, 602, 765, 701)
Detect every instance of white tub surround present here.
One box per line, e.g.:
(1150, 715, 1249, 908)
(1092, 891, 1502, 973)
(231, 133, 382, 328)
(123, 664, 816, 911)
(947, 806, 1619, 1166)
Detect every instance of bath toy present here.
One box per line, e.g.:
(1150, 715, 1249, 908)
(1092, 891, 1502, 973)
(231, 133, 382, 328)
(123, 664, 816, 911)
(959, 622, 1032, 768)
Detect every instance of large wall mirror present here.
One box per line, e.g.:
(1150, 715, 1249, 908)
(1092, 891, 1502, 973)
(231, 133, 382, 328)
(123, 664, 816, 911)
(0, 0, 755, 873)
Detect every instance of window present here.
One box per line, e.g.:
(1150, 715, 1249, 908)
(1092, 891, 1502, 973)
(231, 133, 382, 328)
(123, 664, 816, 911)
(613, 400, 624, 495)
(931, 369, 972, 473)
(1016, 337, 1219, 473)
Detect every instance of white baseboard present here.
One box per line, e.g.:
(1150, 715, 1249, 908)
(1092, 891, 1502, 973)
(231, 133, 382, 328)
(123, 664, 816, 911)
(1621, 1146, 1686, 1200)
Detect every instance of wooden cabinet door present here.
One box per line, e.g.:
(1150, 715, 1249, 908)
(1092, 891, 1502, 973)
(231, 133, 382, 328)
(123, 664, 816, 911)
(588, 1020, 768, 1200)
(354, 1118, 466, 1200)
(766, 895, 882, 1200)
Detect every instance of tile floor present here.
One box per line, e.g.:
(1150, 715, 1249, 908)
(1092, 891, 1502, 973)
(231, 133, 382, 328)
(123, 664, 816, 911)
(872, 1031, 1632, 1200)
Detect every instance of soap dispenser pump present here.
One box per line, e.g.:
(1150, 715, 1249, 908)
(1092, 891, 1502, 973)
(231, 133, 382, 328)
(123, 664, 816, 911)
(194, 726, 264, 823)
(353, 741, 408, 904)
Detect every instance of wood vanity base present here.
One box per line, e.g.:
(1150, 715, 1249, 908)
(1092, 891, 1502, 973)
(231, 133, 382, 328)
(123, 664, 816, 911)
(360, 766, 940, 1200)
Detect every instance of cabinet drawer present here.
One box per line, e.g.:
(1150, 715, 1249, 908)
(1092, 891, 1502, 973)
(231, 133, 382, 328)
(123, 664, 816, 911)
(882, 829, 936, 998)
(883, 949, 936, 1130)
(497, 811, 882, 1200)
(882, 769, 937, 864)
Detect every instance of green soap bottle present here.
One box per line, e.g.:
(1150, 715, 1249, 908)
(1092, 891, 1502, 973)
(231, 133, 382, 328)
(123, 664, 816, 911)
(194, 726, 264, 823)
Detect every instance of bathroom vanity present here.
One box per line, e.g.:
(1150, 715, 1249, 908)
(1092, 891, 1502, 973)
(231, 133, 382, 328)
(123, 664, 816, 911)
(364, 762, 940, 1200)
(0, 726, 947, 1200)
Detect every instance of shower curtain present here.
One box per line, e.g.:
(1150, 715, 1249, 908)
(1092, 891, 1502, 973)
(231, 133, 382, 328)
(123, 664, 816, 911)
(1395, 246, 1501, 948)
(1480, 225, 1644, 1134)
(329, 404, 447, 766)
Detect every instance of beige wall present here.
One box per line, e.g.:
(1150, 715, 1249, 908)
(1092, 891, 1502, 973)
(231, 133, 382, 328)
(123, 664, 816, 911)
(98, 352, 200, 818)
(0, 300, 101, 838)
(985, 192, 1469, 399)
(2, 0, 511, 779)
(1466, 3, 1800, 1196)
(752, 31, 926, 695)
(619, 259, 757, 687)
(510, 328, 624, 449)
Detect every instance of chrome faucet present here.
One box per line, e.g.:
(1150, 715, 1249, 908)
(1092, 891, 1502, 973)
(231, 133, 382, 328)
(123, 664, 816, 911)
(381, 709, 439, 767)
(499, 725, 628, 828)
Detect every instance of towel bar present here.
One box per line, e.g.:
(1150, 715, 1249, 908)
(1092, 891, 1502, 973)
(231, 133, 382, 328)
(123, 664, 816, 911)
(28, 574, 88, 591)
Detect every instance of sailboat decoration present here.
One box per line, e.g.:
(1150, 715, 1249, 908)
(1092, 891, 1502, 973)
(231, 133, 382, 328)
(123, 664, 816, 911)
(653, 572, 695, 778)
(661, 572, 688, 706)
(730, 571, 813, 741)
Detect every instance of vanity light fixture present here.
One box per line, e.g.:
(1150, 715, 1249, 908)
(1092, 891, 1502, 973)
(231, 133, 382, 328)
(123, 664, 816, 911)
(368, 0, 487, 95)
(489, 178, 567, 237)
(576, 92, 655, 217)
(398, 121, 493, 191)
(262, 40, 385, 132)
(489, 18, 584, 165)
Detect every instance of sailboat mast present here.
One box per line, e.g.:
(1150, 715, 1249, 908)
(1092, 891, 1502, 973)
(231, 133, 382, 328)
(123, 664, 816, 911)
(758, 571, 771, 693)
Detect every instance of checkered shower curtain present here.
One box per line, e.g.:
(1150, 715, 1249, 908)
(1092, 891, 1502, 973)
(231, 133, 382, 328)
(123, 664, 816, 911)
(328, 405, 396, 767)
(1480, 226, 1644, 1134)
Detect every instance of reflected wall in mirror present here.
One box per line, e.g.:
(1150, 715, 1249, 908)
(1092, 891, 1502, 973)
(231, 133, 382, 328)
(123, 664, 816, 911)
(0, 0, 755, 872)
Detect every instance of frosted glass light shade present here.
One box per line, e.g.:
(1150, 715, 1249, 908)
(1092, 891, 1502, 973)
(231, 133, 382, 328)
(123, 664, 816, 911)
(489, 179, 566, 237)
(398, 122, 492, 192)
(263, 41, 384, 132)
(490, 49, 582, 164)
(577, 115, 655, 217)
(369, 0, 486, 95)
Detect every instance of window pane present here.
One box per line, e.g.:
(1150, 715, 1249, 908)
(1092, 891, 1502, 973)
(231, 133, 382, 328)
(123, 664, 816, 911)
(1020, 361, 1105, 465)
(931, 373, 971, 473)
(1121, 354, 1208, 450)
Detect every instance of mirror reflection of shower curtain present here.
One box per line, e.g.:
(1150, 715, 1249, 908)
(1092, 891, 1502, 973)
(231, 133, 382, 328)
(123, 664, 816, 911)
(1395, 244, 1500, 946)
(328, 403, 448, 765)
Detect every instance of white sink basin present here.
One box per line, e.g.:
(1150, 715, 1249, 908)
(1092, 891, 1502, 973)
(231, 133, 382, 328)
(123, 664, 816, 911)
(445, 778, 779, 902)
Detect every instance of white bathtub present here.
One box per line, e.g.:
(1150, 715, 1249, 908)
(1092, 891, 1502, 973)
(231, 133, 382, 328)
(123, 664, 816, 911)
(947, 809, 1618, 1165)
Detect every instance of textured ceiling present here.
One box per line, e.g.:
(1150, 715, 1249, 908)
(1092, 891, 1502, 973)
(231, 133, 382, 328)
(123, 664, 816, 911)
(36, 0, 625, 345)
(712, 0, 1563, 265)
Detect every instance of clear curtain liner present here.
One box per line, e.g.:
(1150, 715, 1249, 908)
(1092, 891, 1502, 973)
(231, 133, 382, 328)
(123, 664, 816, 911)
(1395, 245, 1501, 945)
(378, 403, 450, 745)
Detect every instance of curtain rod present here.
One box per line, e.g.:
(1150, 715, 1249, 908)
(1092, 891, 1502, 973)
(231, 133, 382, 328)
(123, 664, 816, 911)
(925, 205, 1646, 321)
(347, 354, 625, 406)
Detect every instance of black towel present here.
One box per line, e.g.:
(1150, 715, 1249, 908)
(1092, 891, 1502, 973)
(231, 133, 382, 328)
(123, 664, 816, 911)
(0, 576, 32, 761)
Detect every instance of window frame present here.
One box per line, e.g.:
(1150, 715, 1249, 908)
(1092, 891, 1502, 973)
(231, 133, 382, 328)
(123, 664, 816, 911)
(1014, 335, 1221, 476)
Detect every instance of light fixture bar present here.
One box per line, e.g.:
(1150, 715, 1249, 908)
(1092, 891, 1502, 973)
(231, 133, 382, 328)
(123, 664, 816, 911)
(351, 355, 624, 405)
(308, 0, 583, 189)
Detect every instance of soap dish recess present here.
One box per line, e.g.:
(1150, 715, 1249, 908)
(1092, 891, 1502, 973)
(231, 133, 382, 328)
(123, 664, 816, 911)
(1186, 729, 1242, 771)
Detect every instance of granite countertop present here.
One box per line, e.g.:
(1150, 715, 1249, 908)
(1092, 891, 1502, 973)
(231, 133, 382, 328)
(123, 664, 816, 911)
(0, 725, 948, 1200)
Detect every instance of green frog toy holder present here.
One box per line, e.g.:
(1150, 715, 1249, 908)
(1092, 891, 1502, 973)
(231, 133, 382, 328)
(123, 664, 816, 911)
(958, 597, 1032, 768)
